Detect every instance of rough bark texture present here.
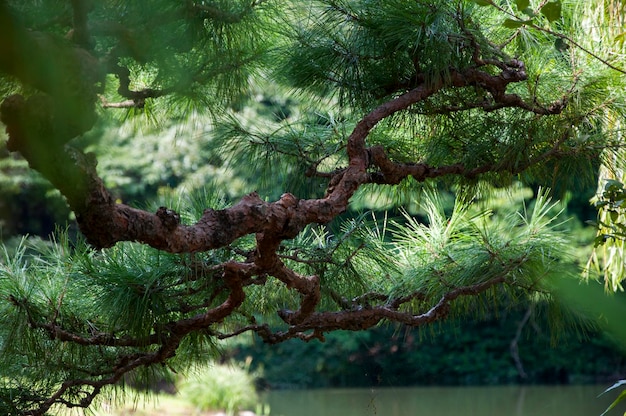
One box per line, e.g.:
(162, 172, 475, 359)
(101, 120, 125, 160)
(0, 2, 576, 414)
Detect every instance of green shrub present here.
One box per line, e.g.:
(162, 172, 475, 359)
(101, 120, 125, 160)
(178, 363, 259, 415)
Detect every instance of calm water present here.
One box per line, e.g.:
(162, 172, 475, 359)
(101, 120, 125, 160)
(264, 385, 619, 416)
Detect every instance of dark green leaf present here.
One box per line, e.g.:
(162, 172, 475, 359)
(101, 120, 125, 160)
(502, 18, 533, 28)
(554, 37, 569, 51)
(605, 179, 624, 191)
(541, 1, 562, 22)
(521, 7, 536, 17)
(594, 234, 611, 247)
(515, 0, 530, 11)
(471, 0, 493, 5)
(613, 191, 626, 202)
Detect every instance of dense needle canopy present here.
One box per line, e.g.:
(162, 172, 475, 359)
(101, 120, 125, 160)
(0, 0, 624, 414)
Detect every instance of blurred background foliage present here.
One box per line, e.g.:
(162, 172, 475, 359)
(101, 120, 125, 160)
(231, 307, 626, 389)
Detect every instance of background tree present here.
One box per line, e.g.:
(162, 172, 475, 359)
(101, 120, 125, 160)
(0, 0, 624, 414)
(583, 0, 626, 291)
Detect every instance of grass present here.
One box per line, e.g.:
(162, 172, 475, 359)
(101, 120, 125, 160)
(76, 363, 269, 416)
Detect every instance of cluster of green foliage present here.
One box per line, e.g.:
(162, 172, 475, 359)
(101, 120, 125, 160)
(1, 0, 626, 415)
(589, 178, 626, 290)
(178, 363, 263, 415)
(0, 186, 590, 412)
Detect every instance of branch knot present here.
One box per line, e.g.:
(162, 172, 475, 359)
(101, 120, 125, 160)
(156, 207, 181, 230)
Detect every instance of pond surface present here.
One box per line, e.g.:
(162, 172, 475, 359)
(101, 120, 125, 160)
(264, 385, 619, 416)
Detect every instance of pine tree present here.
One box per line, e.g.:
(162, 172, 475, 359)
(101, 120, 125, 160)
(0, 1, 624, 414)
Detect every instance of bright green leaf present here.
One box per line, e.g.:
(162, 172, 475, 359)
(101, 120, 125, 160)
(541, 1, 562, 22)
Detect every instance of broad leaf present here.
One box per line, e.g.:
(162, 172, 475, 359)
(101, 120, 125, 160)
(471, 0, 492, 6)
(502, 18, 533, 28)
(515, 0, 530, 11)
(541, 1, 562, 22)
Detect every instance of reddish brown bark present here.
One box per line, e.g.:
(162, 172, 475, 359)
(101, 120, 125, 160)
(0, 4, 575, 413)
